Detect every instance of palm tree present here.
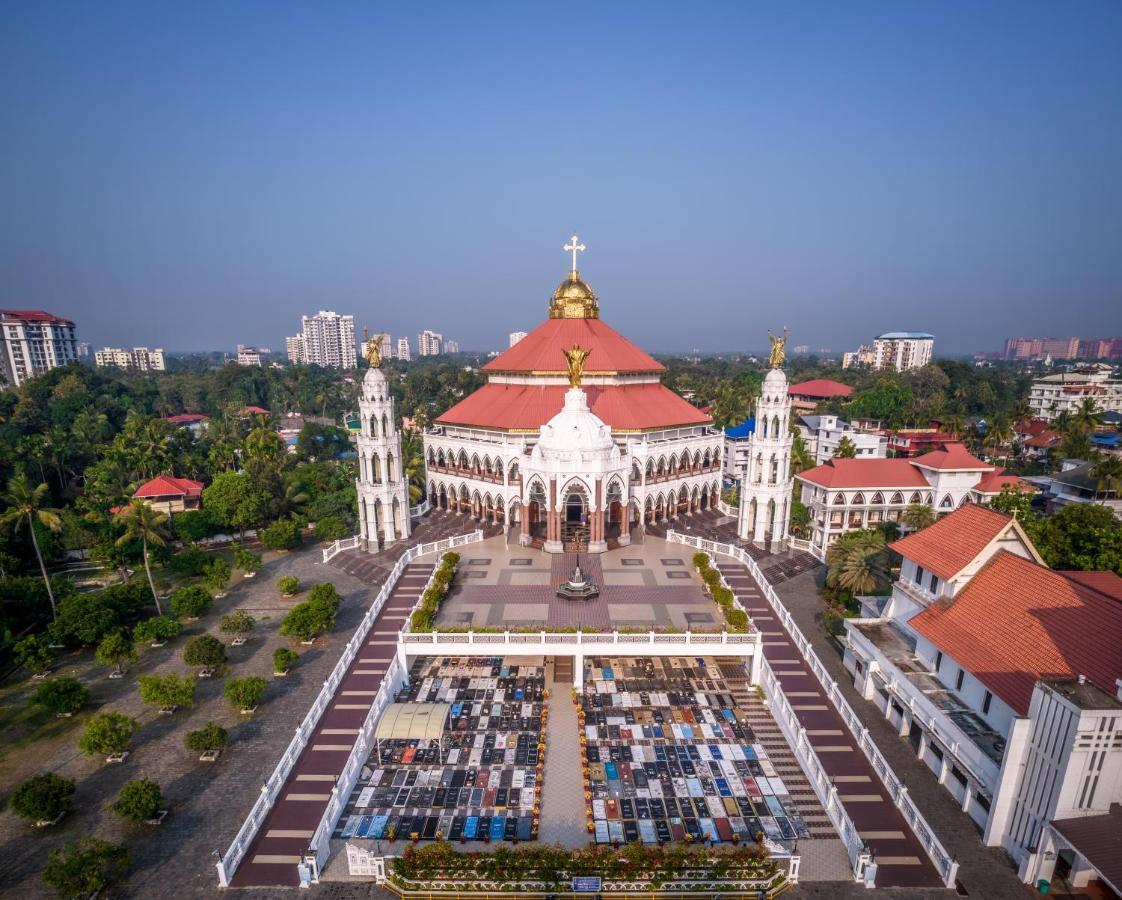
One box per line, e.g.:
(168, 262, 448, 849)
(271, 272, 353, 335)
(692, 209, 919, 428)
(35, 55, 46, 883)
(1071, 398, 1102, 436)
(0, 475, 63, 618)
(114, 500, 170, 615)
(1090, 457, 1122, 502)
(987, 416, 1014, 464)
(400, 429, 426, 505)
(826, 531, 889, 595)
(900, 503, 936, 532)
(940, 410, 966, 438)
(789, 430, 814, 474)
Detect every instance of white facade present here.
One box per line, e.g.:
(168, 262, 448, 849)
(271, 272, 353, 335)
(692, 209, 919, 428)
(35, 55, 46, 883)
(444, 339, 460, 354)
(737, 368, 793, 548)
(291, 311, 356, 369)
(236, 345, 263, 366)
(509, 331, 527, 347)
(0, 310, 79, 387)
(872, 333, 934, 371)
(799, 415, 887, 465)
(95, 346, 166, 372)
(842, 344, 875, 369)
(417, 330, 443, 356)
(1028, 367, 1122, 421)
(396, 337, 411, 361)
(355, 367, 411, 547)
(285, 334, 305, 364)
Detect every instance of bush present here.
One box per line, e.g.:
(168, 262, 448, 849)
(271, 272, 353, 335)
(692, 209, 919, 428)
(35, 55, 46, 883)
(10, 773, 75, 822)
(203, 557, 231, 591)
(224, 676, 267, 711)
(219, 611, 256, 636)
(78, 711, 138, 756)
(133, 615, 182, 644)
(185, 721, 229, 753)
(234, 548, 262, 573)
(95, 631, 137, 674)
(279, 601, 333, 641)
(701, 568, 722, 588)
(173, 509, 218, 543)
(182, 634, 226, 669)
(712, 586, 734, 609)
(726, 609, 750, 632)
(32, 677, 90, 715)
(411, 609, 433, 631)
(442, 551, 460, 567)
(260, 518, 300, 551)
(51, 582, 148, 646)
(14, 634, 54, 674)
(112, 779, 162, 822)
(273, 647, 298, 673)
(314, 515, 349, 543)
(169, 585, 213, 619)
(307, 582, 341, 615)
(692, 552, 710, 569)
(138, 674, 195, 710)
(42, 837, 128, 897)
(169, 545, 209, 577)
(277, 575, 299, 596)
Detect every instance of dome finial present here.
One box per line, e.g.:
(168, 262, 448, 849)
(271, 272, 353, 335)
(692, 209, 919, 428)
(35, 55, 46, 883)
(564, 234, 586, 275)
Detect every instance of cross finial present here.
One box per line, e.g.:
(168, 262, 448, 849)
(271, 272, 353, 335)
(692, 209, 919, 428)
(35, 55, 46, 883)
(564, 234, 586, 274)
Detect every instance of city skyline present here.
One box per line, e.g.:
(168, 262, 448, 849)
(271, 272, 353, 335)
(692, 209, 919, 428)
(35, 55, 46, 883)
(3, 4, 1120, 355)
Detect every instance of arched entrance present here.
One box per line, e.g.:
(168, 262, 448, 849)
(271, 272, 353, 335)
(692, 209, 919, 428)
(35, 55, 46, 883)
(527, 480, 546, 539)
(606, 480, 624, 540)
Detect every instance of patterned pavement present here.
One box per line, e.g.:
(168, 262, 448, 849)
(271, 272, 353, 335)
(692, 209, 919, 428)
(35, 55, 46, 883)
(231, 563, 432, 888)
(714, 557, 943, 889)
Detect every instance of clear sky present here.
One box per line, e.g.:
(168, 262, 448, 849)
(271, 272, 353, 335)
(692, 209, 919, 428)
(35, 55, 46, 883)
(2, 1, 1121, 356)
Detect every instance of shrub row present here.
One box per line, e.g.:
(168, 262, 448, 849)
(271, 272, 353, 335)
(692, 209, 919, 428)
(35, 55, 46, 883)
(694, 552, 751, 633)
(410, 552, 460, 631)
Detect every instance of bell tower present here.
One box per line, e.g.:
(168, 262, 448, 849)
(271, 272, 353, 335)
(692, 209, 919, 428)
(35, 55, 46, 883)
(356, 363, 412, 548)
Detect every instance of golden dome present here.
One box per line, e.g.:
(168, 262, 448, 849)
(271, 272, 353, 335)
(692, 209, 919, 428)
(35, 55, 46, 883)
(548, 271, 600, 319)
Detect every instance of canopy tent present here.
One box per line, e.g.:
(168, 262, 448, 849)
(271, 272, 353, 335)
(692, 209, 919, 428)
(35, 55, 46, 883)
(374, 702, 451, 743)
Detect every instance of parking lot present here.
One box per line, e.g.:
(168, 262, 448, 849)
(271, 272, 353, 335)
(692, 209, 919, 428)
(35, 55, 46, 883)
(581, 655, 814, 846)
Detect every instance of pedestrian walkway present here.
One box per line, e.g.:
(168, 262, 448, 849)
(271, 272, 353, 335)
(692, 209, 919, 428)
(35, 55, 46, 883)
(715, 558, 943, 889)
(538, 658, 587, 849)
(231, 563, 431, 888)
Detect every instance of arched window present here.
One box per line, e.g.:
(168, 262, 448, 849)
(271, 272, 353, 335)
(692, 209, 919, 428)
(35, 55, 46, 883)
(645, 459, 654, 479)
(890, 491, 904, 504)
(909, 491, 922, 504)
(657, 456, 667, 476)
(386, 452, 395, 482)
(381, 413, 389, 436)
(509, 460, 520, 482)
(631, 461, 641, 482)
(940, 494, 954, 509)
(369, 415, 379, 438)
(772, 416, 780, 437)
(833, 493, 846, 506)
(871, 492, 885, 505)
(437, 448, 446, 467)
(852, 493, 865, 505)
(427, 448, 436, 466)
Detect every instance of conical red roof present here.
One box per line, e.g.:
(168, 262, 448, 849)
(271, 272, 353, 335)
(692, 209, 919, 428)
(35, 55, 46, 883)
(484, 318, 664, 374)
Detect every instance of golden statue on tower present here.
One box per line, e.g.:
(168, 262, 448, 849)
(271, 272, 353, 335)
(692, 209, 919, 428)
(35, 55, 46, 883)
(363, 327, 387, 369)
(768, 327, 789, 369)
(563, 343, 592, 388)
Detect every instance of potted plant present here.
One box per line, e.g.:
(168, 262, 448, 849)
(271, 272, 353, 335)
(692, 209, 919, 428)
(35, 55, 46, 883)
(219, 611, 256, 647)
(277, 575, 300, 597)
(41, 838, 128, 898)
(170, 584, 214, 620)
(78, 711, 138, 763)
(10, 773, 75, 827)
(113, 778, 166, 825)
(32, 676, 90, 718)
(95, 631, 137, 679)
(14, 634, 54, 678)
(138, 673, 195, 715)
(273, 647, 299, 676)
(185, 722, 229, 762)
(182, 634, 226, 677)
(224, 676, 267, 714)
(234, 548, 262, 577)
(132, 615, 182, 648)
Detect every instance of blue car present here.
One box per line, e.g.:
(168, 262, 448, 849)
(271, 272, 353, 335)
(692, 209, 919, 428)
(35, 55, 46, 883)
(490, 816, 505, 840)
(464, 816, 479, 839)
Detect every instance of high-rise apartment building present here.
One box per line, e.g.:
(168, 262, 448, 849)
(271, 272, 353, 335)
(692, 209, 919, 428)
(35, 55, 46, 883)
(0, 310, 79, 387)
(443, 339, 460, 354)
(509, 331, 527, 347)
(287, 311, 356, 368)
(842, 345, 875, 369)
(236, 345, 264, 366)
(95, 346, 166, 372)
(417, 330, 443, 356)
(1004, 336, 1121, 361)
(872, 332, 934, 370)
(396, 337, 411, 361)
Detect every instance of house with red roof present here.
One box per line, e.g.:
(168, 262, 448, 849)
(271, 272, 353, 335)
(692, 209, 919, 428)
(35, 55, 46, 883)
(166, 413, 210, 436)
(131, 475, 205, 515)
(842, 505, 1122, 884)
(786, 378, 853, 413)
(796, 442, 1035, 553)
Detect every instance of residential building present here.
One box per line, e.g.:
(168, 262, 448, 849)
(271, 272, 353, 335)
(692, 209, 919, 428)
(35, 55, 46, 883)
(796, 442, 1034, 551)
(842, 344, 875, 369)
(841, 505, 1122, 888)
(76, 341, 90, 359)
(723, 417, 756, 481)
(872, 332, 935, 371)
(1028, 366, 1122, 421)
(0, 310, 79, 387)
(1004, 336, 1122, 361)
(887, 427, 955, 458)
(396, 337, 411, 361)
(1032, 459, 1122, 518)
(798, 415, 887, 465)
(509, 331, 528, 347)
(288, 311, 356, 368)
(787, 378, 853, 413)
(417, 330, 443, 356)
(444, 339, 460, 354)
(129, 475, 204, 515)
(165, 413, 209, 437)
(95, 346, 166, 372)
(236, 345, 264, 366)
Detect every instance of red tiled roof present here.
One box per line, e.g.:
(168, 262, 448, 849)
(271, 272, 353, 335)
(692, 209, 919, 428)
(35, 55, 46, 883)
(133, 476, 204, 499)
(1024, 431, 1062, 449)
(436, 383, 710, 431)
(889, 504, 1014, 579)
(909, 551, 1122, 714)
(239, 405, 270, 415)
(912, 442, 992, 471)
(166, 413, 209, 424)
(0, 309, 75, 326)
(1016, 419, 1051, 438)
(787, 379, 853, 399)
(796, 458, 929, 489)
(973, 470, 1037, 496)
(1060, 571, 1122, 602)
(482, 318, 664, 374)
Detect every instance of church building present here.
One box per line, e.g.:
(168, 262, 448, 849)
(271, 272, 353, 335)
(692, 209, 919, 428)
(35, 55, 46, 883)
(422, 238, 725, 551)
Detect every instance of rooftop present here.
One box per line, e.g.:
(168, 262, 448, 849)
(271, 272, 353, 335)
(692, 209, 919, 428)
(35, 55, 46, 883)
(796, 458, 929, 489)
(133, 475, 205, 499)
(889, 504, 1016, 580)
(482, 317, 664, 375)
(877, 332, 935, 340)
(787, 379, 853, 399)
(911, 442, 992, 472)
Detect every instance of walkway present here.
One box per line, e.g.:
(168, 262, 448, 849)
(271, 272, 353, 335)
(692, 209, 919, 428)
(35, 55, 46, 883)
(537, 658, 588, 849)
(231, 562, 432, 888)
(715, 557, 943, 889)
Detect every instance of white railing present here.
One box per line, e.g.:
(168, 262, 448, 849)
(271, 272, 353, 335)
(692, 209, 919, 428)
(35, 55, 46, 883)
(401, 629, 758, 649)
(667, 531, 959, 889)
(717, 498, 738, 517)
(217, 530, 484, 887)
(788, 536, 825, 561)
(322, 535, 361, 562)
(409, 497, 431, 519)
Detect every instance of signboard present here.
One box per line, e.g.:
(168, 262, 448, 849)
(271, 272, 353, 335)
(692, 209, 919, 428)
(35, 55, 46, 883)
(572, 877, 602, 892)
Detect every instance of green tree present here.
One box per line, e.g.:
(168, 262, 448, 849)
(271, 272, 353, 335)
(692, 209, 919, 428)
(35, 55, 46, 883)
(1090, 457, 1122, 501)
(273, 647, 299, 673)
(1033, 504, 1122, 574)
(42, 838, 128, 898)
(114, 499, 170, 615)
(900, 503, 936, 531)
(0, 474, 63, 618)
(33, 677, 90, 715)
(280, 601, 334, 641)
(202, 472, 268, 536)
(133, 614, 182, 644)
(826, 531, 890, 595)
(182, 634, 226, 669)
(219, 610, 255, 637)
(314, 515, 349, 542)
(95, 631, 137, 675)
(224, 676, 267, 711)
(989, 484, 1034, 521)
(833, 436, 858, 459)
(78, 711, 138, 756)
(112, 779, 163, 822)
(234, 547, 262, 572)
(14, 633, 54, 674)
(138, 673, 196, 710)
(185, 722, 229, 753)
(260, 518, 300, 550)
(203, 557, 231, 591)
(10, 773, 75, 822)
(277, 575, 299, 596)
(169, 584, 213, 618)
(1071, 397, 1102, 435)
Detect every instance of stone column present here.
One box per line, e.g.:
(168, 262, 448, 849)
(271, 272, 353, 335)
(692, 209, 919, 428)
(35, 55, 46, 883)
(545, 479, 562, 553)
(590, 480, 607, 553)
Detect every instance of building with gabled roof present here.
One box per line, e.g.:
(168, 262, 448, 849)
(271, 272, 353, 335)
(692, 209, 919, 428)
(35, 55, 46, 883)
(786, 378, 853, 413)
(841, 504, 1122, 886)
(131, 475, 205, 515)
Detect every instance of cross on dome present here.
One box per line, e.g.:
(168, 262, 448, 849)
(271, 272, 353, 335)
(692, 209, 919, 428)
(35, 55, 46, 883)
(564, 234, 586, 273)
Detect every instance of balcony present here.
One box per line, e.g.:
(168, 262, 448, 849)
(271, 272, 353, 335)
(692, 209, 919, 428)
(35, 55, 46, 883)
(893, 578, 936, 609)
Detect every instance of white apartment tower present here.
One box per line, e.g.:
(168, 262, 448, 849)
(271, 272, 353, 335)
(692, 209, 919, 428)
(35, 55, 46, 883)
(396, 337, 411, 361)
(355, 363, 411, 547)
(417, 330, 443, 356)
(0, 310, 79, 387)
(509, 331, 527, 347)
(872, 332, 934, 371)
(738, 366, 794, 548)
(289, 311, 356, 368)
(95, 346, 166, 372)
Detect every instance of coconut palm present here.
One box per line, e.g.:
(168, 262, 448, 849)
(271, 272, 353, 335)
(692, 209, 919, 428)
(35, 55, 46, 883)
(987, 416, 1014, 464)
(114, 500, 170, 615)
(1091, 457, 1122, 501)
(0, 475, 63, 618)
(1071, 398, 1102, 436)
(400, 429, 426, 505)
(826, 531, 889, 595)
(900, 503, 936, 532)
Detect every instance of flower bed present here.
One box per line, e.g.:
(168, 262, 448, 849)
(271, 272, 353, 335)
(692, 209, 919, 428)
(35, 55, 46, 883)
(694, 552, 751, 632)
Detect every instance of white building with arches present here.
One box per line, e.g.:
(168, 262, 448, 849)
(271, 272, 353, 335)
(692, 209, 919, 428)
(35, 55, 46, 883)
(355, 365, 411, 547)
(738, 367, 794, 548)
(422, 242, 724, 552)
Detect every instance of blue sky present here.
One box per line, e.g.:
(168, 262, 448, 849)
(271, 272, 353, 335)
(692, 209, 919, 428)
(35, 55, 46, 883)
(2, 1, 1121, 355)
